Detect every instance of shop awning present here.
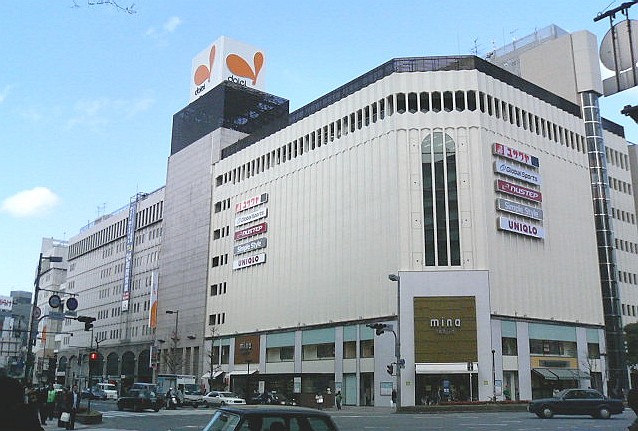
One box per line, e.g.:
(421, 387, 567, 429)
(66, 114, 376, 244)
(201, 370, 224, 380)
(533, 368, 590, 381)
(415, 362, 478, 374)
(225, 369, 258, 378)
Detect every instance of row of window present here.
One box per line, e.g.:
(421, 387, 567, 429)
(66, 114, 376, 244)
(616, 238, 638, 254)
(210, 282, 227, 296)
(609, 175, 633, 195)
(211, 253, 229, 268)
(623, 303, 638, 317)
(501, 337, 599, 359)
(619, 270, 638, 285)
(208, 312, 226, 326)
(68, 200, 163, 260)
(612, 207, 636, 225)
(215, 90, 586, 188)
(606, 147, 630, 171)
(213, 226, 231, 240)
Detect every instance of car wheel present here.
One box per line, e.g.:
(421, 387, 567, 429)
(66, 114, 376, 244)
(153, 405, 160, 412)
(597, 407, 611, 419)
(117, 402, 124, 411)
(193, 404, 198, 409)
(540, 406, 553, 418)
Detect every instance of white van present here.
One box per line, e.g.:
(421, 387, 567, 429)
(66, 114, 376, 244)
(96, 382, 118, 400)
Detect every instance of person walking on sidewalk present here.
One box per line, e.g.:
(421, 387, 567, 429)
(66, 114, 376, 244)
(64, 384, 80, 430)
(0, 375, 44, 431)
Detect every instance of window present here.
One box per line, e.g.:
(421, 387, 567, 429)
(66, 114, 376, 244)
(302, 343, 335, 360)
(502, 337, 518, 356)
(343, 341, 356, 359)
(587, 342, 600, 359)
(360, 339, 374, 358)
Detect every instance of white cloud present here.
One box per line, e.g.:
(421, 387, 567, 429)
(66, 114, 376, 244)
(0, 85, 12, 104)
(164, 16, 182, 33)
(1, 187, 60, 217)
(66, 95, 155, 129)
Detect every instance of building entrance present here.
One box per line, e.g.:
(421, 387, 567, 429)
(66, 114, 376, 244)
(415, 373, 478, 405)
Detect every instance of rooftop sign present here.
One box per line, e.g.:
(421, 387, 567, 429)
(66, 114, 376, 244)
(190, 36, 266, 102)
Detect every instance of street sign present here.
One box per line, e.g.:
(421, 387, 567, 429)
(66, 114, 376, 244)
(49, 311, 65, 320)
(65, 311, 77, 317)
(66, 297, 78, 311)
(33, 306, 41, 319)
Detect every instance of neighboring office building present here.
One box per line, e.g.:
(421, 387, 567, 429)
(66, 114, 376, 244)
(151, 27, 638, 407)
(0, 291, 32, 379)
(56, 188, 164, 390)
(32, 238, 68, 385)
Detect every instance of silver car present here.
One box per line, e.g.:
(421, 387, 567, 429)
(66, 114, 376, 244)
(203, 391, 246, 407)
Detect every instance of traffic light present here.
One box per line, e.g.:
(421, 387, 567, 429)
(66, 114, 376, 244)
(367, 323, 393, 335)
(77, 316, 96, 331)
(386, 364, 394, 375)
(89, 351, 98, 362)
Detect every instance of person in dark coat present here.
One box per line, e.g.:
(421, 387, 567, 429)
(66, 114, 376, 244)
(0, 375, 44, 431)
(63, 384, 80, 430)
(36, 386, 48, 425)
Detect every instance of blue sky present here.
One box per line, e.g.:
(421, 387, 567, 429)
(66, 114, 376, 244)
(1, 0, 637, 297)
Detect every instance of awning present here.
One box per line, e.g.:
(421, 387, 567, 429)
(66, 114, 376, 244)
(225, 370, 258, 378)
(201, 370, 224, 380)
(533, 368, 590, 381)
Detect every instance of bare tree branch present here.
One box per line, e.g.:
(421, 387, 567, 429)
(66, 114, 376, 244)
(72, 0, 137, 14)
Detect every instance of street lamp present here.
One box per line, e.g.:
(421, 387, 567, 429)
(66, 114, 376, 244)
(388, 273, 402, 410)
(166, 310, 179, 374)
(240, 342, 253, 398)
(492, 349, 496, 402)
(25, 253, 63, 385)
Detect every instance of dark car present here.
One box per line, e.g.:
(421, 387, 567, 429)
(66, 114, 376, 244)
(81, 387, 107, 400)
(202, 405, 339, 431)
(528, 388, 624, 419)
(249, 392, 297, 406)
(116, 388, 163, 412)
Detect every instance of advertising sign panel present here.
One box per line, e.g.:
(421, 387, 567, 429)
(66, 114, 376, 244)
(414, 296, 477, 363)
(496, 198, 543, 221)
(235, 193, 269, 213)
(496, 179, 542, 202)
(190, 36, 266, 102)
(494, 161, 541, 185)
(0, 295, 14, 311)
(234, 237, 267, 256)
(234, 222, 267, 241)
(149, 271, 158, 328)
(493, 143, 540, 167)
(498, 216, 545, 239)
(233, 253, 266, 270)
(122, 199, 138, 312)
(235, 207, 268, 227)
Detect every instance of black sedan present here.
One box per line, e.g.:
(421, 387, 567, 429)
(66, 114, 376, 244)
(202, 405, 339, 431)
(528, 388, 624, 419)
(116, 389, 162, 412)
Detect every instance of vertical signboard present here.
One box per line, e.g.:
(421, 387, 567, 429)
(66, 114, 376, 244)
(149, 271, 158, 328)
(122, 199, 138, 312)
(0, 295, 14, 311)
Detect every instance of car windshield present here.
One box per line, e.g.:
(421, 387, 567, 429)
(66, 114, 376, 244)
(183, 384, 200, 395)
(202, 411, 241, 431)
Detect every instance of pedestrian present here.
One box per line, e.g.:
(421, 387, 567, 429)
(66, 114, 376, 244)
(0, 375, 44, 431)
(37, 386, 48, 425)
(63, 384, 80, 430)
(628, 387, 638, 431)
(335, 390, 342, 410)
(315, 392, 324, 410)
(47, 384, 57, 420)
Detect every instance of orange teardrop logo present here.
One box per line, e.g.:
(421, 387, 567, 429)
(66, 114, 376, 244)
(226, 51, 264, 85)
(194, 45, 216, 86)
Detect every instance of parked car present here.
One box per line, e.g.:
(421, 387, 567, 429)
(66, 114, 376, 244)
(201, 405, 340, 431)
(96, 382, 118, 400)
(528, 388, 624, 419)
(80, 387, 107, 400)
(249, 392, 297, 406)
(116, 388, 163, 412)
(203, 391, 246, 407)
(181, 383, 205, 408)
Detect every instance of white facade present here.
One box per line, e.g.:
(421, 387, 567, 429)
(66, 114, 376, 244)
(194, 38, 636, 404)
(57, 188, 164, 389)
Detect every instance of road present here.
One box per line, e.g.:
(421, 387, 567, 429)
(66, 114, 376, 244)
(49, 401, 638, 431)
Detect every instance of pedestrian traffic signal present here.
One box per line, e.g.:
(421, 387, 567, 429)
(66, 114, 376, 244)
(386, 364, 394, 375)
(76, 315, 96, 331)
(89, 351, 98, 361)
